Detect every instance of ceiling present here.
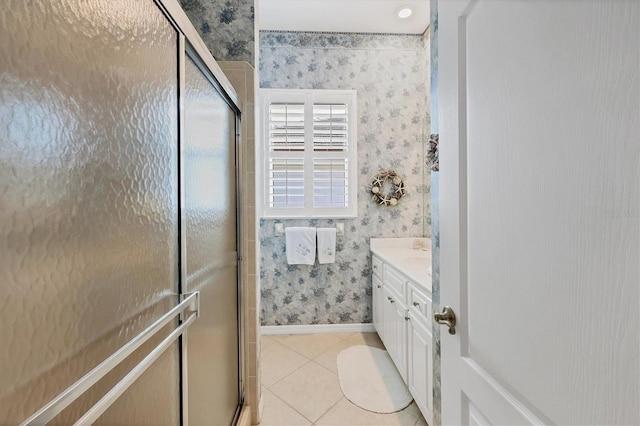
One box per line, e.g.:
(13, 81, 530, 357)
(258, 0, 430, 35)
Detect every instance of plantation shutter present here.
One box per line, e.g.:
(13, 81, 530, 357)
(263, 90, 357, 217)
(267, 103, 305, 208)
(312, 103, 350, 208)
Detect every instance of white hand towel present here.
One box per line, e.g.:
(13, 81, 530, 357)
(317, 228, 337, 264)
(285, 227, 316, 265)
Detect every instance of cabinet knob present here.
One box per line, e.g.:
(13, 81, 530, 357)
(387, 296, 395, 303)
(412, 302, 420, 307)
(404, 316, 410, 321)
(377, 285, 381, 288)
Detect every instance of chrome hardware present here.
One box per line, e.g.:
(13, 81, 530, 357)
(387, 296, 395, 303)
(434, 306, 457, 335)
(412, 302, 420, 307)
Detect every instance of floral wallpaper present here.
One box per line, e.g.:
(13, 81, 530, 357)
(179, 0, 255, 64)
(259, 31, 430, 326)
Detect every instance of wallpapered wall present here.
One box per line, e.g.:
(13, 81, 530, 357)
(180, 0, 255, 63)
(259, 31, 430, 326)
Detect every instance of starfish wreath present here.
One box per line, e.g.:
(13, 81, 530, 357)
(369, 170, 405, 206)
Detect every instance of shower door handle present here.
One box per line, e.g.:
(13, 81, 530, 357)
(434, 306, 457, 335)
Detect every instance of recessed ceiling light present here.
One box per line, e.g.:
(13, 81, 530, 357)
(397, 7, 413, 19)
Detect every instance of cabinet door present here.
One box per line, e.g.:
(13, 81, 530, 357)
(408, 315, 433, 422)
(392, 296, 408, 383)
(373, 274, 384, 337)
(381, 287, 396, 353)
(383, 287, 407, 381)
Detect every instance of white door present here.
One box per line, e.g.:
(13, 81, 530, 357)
(438, 1, 639, 425)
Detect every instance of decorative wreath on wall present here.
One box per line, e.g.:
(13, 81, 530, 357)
(370, 170, 406, 206)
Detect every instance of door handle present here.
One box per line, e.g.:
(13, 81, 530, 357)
(434, 306, 456, 335)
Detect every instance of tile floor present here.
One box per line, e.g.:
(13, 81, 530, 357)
(260, 332, 428, 426)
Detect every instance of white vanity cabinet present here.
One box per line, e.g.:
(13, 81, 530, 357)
(371, 253, 433, 425)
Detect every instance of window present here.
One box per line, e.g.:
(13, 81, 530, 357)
(261, 89, 357, 218)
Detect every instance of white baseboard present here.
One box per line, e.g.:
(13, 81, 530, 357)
(261, 323, 375, 335)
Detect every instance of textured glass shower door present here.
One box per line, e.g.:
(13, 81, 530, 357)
(0, 0, 182, 423)
(0, 0, 242, 424)
(182, 51, 241, 425)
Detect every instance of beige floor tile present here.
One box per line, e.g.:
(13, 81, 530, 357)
(261, 342, 309, 387)
(339, 332, 365, 341)
(266, 334, 291, 342)
(315, 331, 387, 373)
(262, 335, 278, 349)
(313, 338, 360, 373)
(344, 332, 385, 349)
(330, 332, 352, 339)
(314, 333, 384, 373)
(260, 388, 312, 426)
(261, 333, 422, 426)
(315, 398, 419, 426)
(270, 362, 343, 422)
(279, 333, 345, 359)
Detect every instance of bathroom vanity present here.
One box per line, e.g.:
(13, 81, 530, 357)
(370, 238, 433, 425)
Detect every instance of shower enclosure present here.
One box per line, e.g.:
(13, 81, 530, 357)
(0, 0, 243, 424)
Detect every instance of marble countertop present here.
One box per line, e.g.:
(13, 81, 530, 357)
(370, 238, 432, 292)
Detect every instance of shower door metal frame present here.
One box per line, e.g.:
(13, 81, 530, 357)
(177, 43, 244, 425)
(159, 1, 244, 425)
(154, 1, 245, 424)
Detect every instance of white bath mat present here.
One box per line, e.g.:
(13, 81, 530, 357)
(336, 345, 413, 413)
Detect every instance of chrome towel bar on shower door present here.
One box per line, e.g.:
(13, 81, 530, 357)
(20, 292, 200, 426)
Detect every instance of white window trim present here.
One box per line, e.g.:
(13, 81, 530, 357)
(259, 88, 358, 219)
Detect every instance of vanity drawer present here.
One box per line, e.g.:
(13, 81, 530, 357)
(372, 256, 383, 278)
(408, 282, 432, 327)
(383, 264, 406, 297)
